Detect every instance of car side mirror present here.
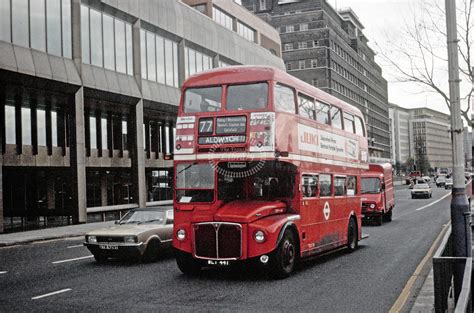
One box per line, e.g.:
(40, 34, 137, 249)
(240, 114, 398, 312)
(381, 183, 385, 190)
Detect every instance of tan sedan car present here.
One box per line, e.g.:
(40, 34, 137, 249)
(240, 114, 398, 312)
(84, 207, 173, 262)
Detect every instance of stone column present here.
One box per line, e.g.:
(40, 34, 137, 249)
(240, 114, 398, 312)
(131, 99, 147, 208)
(101, 171, 108, 207)
(70, 88, 87, 223)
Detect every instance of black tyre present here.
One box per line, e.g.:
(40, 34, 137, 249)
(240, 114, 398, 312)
(346, 218, 358, 252)
(374, 214, 383, 226)
(93, 253, 108, 263)
(143, 240, 160, 262)
(383, 209, 392, 222)
(411, 195, 415, 199)
(175, 250, 202, 276)
(269, 229, 297, 279)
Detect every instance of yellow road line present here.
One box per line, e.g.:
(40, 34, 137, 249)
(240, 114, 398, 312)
(389, 222, 450, 313)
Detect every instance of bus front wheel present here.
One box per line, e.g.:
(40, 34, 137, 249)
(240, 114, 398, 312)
(270, 229, 297, 279)
(346, 218, 358, 252)
(175, 250, 201, 276)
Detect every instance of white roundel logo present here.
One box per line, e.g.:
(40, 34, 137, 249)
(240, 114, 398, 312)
(323, 202, 331, 220)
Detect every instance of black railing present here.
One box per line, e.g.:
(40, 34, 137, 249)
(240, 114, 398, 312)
(433, 226, 473, 313)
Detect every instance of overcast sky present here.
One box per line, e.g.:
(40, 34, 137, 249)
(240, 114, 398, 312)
(327, 0, 471, 117)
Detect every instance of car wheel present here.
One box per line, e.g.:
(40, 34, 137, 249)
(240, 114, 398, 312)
(143, 239, 160, 263)
(411, 195, 415, 199)
(175, 250, 202, 276)
(93, 253, 108, 263)
(269, 229, 297, 279)
(383, 210, 392, 222)
(346, 218, 358, 252)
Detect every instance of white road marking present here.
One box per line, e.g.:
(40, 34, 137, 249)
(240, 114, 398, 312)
(66, 244, 84, 249)
(416, 193, 451, 211)
(0, 271, 7, 274)
(32, 288, 71, 300)
(52, 255, 93, 264)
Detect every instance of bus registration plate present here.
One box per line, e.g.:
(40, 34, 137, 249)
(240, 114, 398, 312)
(207, 260, 230, 266)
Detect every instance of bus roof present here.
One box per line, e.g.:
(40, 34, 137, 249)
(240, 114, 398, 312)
(182, 66, 364, 117)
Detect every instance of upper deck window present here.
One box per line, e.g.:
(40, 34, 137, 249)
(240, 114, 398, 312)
(183, 87, 222, 113)
(226, 83, 268, 111)
(274, 84, 296, 113)
(343, 113, 355, 133)
(298, 94, 315, 120)
(354, 116, 366, 136)
(315, 101, 330, 125)
(330, 106, 342, 129)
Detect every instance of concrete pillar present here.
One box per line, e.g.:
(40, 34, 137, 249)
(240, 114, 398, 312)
(47, 174, 55, 210)
(0, 153, 3, 233)
(131, 99, 147, 208)
(70, 88, 87, 223)
(100, 172, 108, 207)
(178, 39, 186, 87)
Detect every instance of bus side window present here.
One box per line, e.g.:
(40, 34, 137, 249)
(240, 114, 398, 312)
(346, 176, 357, 196)
(298, 94, 315, 120)
(343, 112, 355, 134)
(354, 116, 365, 136)
(274, 84, 296, 113)
(319, 174, 332, 197)
(330, 106, 343, 129)
(334, 176, 345, 196)
(302, 174, 318, 197)
(315, 101, 330, 125)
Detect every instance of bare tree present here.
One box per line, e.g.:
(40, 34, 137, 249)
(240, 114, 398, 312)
(377, 0, 473, 124)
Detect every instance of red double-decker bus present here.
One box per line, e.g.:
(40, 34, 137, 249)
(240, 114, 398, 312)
(172, 66, 369, 278)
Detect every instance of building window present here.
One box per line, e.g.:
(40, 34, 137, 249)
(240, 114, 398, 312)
(21, 107, 31, 145)
(286, 62, 291, 71)
(51, 111, 58, 147)
(286, 25, 294, 33)
(300, 23, 308, 31)
(237, 21, 255, 42)
(0, 0, 11, 42)
(12, 0, 29, 47)
(101, 118, 107, 150)
(5, 105, 16, 144)
(81, 5, 133, 74)
(299, 60, 305, 69)
(90, 116, 97, 149)
(46, 0, 62, 56)
(313, 40, 319, 47)
(37, 109, 46, 146)
(212, 6, 233, 31)
(140, 29, 179, 87)
(185, 47, 212, 78)
(259, 0, 266, 10)
(311, 59, 318, 68)
(298, 42, 307, 49)
(284, 43, 293, 51)
(122, 120, 128, 150)
(30, 0, 46, 51)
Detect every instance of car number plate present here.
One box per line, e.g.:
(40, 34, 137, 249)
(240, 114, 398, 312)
(207, 260, 230, 266)
(99, 244, 118, 250)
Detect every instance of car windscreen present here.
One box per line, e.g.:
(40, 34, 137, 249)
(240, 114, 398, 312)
(414, 184, 429, 189)
(119, 210, 166, 224)
(183, 87, 222, 113)
(226, 83, 268, 111)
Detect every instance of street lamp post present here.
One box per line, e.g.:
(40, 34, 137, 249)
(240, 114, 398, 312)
(445, 0, 471, 302)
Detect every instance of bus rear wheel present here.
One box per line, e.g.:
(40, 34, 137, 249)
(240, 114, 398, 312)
(346, 218, 358, 252)
(270, 229, 297, 279)
(175, 250, 201, 276)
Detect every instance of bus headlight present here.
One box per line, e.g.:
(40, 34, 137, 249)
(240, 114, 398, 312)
(254, 230, 266, 243)
(88, 235, 97, 244)
(177, 229, 186, 241)
(369, 203, 376, 209)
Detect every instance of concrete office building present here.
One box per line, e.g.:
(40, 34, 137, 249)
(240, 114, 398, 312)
(0, 0, 283, 233)
(408, 108, 453, 170)
(242, 0, 391, 162)
(388, 103, 411, 166)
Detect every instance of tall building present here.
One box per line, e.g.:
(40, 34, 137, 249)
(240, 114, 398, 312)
(242, 0, 391, 162)
(388, 103, 410, 166)
(390, 105, 453, 171)
(0, 0, 283, 233)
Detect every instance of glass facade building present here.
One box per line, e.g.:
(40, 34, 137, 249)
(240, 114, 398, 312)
(0, 0, 283, 233)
